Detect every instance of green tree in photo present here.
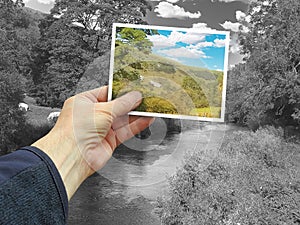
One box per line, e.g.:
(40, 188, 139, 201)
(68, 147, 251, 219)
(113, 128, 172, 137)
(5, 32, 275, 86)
(113, 44, 141, 71)
(114, 27, 156, 72)
(138, 97, 178, 114)
(113, 69, 140, 82)
(182, 76, 209, 108)
(112, 80, 126, 99)
(117, 28, 153, 54)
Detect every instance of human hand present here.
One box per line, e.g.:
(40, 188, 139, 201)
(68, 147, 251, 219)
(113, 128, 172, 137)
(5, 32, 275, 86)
(32, 86, 154, 199)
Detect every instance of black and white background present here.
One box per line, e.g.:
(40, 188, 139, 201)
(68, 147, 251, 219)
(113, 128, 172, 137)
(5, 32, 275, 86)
(1, 0, 300, 224)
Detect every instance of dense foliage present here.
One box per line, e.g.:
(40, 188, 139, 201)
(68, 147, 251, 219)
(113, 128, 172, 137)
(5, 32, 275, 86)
(117, 27, 154, 54)
(157, 127, 300, 224)
(0, 0, 42, 154)
(0, 0, 151, 153)
(182, 76, 209, 108)
(0, 70, 26, 154)
(30, 0, 151, 107)
(226, 0, 300, 128)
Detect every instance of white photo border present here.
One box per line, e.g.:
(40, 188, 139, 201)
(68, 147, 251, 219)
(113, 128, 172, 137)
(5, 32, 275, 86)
(108, 23, 230, 122)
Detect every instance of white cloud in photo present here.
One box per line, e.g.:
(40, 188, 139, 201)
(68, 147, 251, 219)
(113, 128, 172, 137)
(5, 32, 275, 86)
(192, 23, 218, 32)
(147, 31, 205, 49)
(168, 31, 206, 44)
(220, 21, 241, 32)
(147, 34, 176, 48)
(188, 38, 226, 49)
(159, 47, 207, 59)
(148, 31, 227, 63)
(213, 38, 226, 47)
(191, 41, 214, 48)
(154, 2, 201, 19)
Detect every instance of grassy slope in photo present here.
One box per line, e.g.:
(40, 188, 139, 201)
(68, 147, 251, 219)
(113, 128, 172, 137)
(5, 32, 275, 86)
(112, 28, 224, 118)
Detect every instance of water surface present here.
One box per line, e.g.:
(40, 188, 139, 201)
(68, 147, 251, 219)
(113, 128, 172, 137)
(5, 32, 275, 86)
(68, 122, 234, 225)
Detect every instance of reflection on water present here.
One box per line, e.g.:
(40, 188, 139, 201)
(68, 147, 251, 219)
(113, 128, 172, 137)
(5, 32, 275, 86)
(68, 122, 233, 225)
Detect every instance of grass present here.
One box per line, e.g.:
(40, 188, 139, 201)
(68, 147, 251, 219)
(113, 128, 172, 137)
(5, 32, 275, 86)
(11, 96, 63, 148)
(190, 107, 221, 118)
(142, 69, 186, 85)
(113, 55, 222, 117)
(24, 96, 61, 126)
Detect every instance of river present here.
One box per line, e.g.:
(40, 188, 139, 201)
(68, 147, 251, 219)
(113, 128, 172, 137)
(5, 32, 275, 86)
(68, 120, 238, 225)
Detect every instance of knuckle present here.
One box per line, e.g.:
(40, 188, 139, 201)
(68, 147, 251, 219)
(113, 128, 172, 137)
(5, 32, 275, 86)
(64, 96, 75, 106)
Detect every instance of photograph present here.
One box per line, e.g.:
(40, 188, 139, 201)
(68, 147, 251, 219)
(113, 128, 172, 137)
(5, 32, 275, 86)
(109, 23, 230, 121)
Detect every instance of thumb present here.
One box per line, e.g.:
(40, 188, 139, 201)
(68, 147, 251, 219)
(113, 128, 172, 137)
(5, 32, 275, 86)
(103, 91, 143, 118)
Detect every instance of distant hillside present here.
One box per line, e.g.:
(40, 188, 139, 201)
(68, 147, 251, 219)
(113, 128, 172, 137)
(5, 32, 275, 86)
(111, 48, 224, 118)
(23, 7, 46, 23)
(142, 53, 222, 81)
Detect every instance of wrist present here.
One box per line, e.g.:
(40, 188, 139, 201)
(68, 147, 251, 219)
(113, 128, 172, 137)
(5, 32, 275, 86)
(31, 128, 92, 200)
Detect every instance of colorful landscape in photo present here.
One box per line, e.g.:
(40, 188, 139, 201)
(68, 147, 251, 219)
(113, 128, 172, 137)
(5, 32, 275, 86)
(110, 24, 229, 120)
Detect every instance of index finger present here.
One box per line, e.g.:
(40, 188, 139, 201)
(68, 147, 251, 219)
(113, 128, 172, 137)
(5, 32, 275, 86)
(98, 91, 143, 119)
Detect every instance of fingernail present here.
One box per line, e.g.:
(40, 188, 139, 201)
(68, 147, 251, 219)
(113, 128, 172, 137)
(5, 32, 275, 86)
(126, 91, 142, 108)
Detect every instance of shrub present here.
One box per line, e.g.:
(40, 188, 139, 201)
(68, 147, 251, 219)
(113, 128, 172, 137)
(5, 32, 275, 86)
(137, 97, 178, 114)
(0, 70, 26, 155)
(157, 126, 300, 224)
(13, 122, 52, 148)
(1, 121, 52, 156)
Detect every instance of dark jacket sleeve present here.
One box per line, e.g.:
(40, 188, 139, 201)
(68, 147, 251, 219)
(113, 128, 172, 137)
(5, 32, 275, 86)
(0, 146, 68, 225)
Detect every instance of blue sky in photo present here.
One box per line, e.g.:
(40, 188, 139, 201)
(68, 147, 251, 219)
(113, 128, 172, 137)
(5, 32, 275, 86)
(149, 30, 227, 71)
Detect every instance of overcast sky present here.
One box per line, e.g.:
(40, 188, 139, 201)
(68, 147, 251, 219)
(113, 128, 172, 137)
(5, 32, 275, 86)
(23, 0, 250, 67)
